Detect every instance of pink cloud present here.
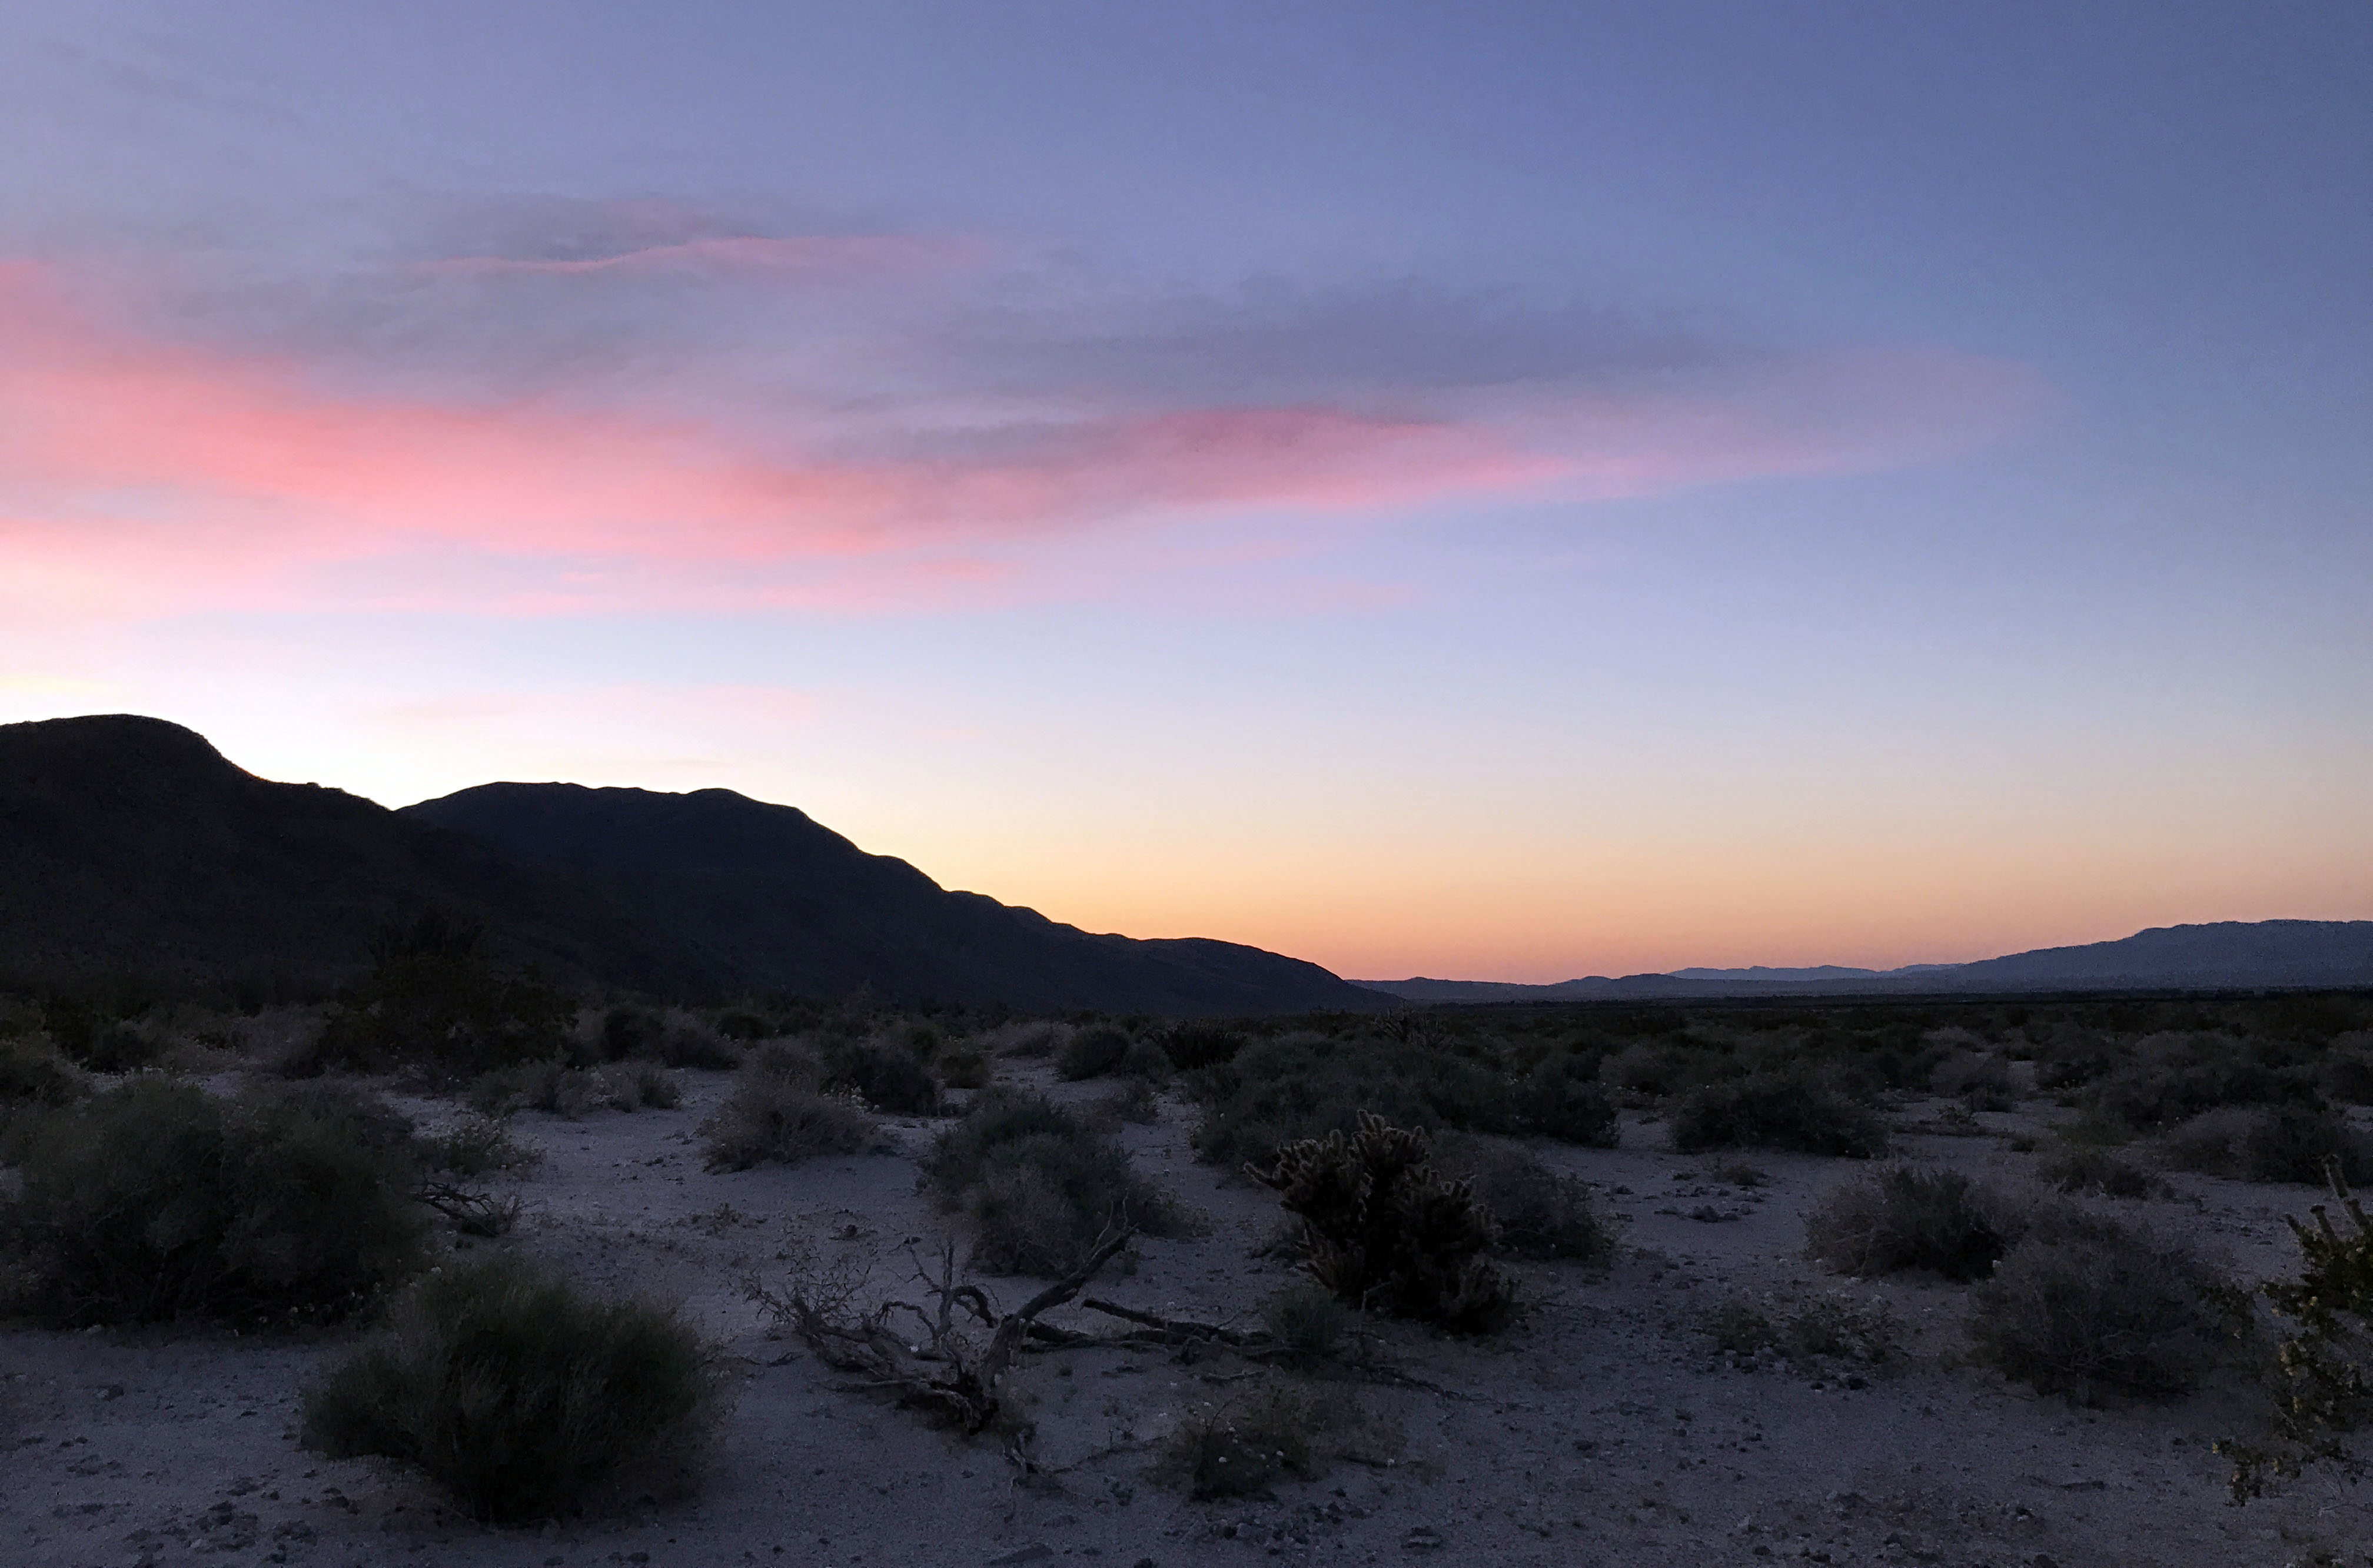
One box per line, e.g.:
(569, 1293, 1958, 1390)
(0, 262, 2048, 617)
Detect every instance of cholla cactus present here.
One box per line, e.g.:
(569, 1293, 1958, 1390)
(1255, 1112, 1513, 1331)
(2224, 1167, 2373, 1499)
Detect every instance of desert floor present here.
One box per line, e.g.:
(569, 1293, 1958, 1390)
(7, 1063, 2369, 1568)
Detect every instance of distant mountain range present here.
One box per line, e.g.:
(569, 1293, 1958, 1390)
(1355, 920, 2373, 1002)
(0, 715, 1375, 1015)
(6, 713, 2366, 1014)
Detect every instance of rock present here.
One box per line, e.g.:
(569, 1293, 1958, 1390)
(1402, 1526, 1445, 1550)
(987, 1546, 1054, 1566)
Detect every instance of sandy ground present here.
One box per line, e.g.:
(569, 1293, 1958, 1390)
(6, 1065, 2371, 1568)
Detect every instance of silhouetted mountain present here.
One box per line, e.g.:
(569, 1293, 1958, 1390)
(1354, 920, 2373, 1002)
(401, 782, 1378, 1015)
(0, 715, 690, 994)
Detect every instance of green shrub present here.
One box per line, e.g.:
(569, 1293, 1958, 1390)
(1189, 1034, 1520, 1172)
(1513, 1054, 1621, 1146)
(1159, 1021, 1249, 1071)
(0, 1038, 83, 1112)
(2086, 1032, 2295, 1133)
(1669, 1069, 1889, 1158)
(2157, 1104, 2373, 1185)
(1966, 1209, 2239, 1403)
(1433, 1133, 1614, 1262)
(701, 1051, 876, 1171)
(921, 1088, 1190, 1274)
(1803, 1164, 2014, 1282)
(1255, 1113, 1513, 1331)
(1, 1081, 423, 1327)
(931, 1043, 992, 1090)
(303, 1257, 720, 1522)
(822, 1037, 942, 1115)
(1056, 1025, 1132, 1081)
(321, 912, 571, 1075)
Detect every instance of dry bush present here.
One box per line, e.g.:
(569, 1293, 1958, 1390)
(1670, 1069, 1889, 1158)
(1189, 1032, 1523, 1172)
(1259, 1281, 1354, 1365)
(1932, 1049, 2017, 1111)
(701, 1052, 876, 1171)
(0, 1038, 83, 1118)
(1432, 1132, 1614, 1262)
(1101, 1078, 1162, 1125)
(1157, 1385, 1337, 1499)
(822, 1034, 942, 1115)
(1514, 1053, 1621, 1146)
(931, 1042, 993, 1089)
(1256, 1113, 1514, 1332)
(1158, 1021, 1250, 1071)
(2037, 1144, 2169, 1200)
(1804, 1164, 2016, 1281)
(1707, 1290, 1899, 1367)
(922, 1088, 1191, 1275)
(421, 1114, 543, 1178)
(1, 1080, 423, 1327)
(1966, 1208, 2241, 1403)
(303, 1256, 720, 1522)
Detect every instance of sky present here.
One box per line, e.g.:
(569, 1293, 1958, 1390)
(1, 3, 2368, 982)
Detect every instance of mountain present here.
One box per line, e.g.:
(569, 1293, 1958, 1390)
(0, 715, 690, 994)
(401, 782, 1378, 1016)
(1353, 920, 2373, 1002)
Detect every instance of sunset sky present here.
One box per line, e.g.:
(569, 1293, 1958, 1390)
(2, 4, 2367, 981)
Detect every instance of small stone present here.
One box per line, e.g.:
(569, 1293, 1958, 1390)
(1402, 1526, 1445, 1551)
(987, 1546, 1054, 1566)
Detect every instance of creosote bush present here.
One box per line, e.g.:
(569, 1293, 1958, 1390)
(820, 1034, 942, 1115)
(1055, 1024, 1132, 1081)
(1257, 1113, 1514, 1332)
(1, 1080, 423, 1327)
(1669, 1069, 1889, 1159)
(1804, 1164, 2015, 1282)
(1432, 1132, 1614, 1262)
(701, 1047, 877, 1171)
(921, 1088, 1191, 1274)
(2037, 1145, 2168, 1200)
(1260, 1281, 1354, 1365)
(303, 1256, 721, 1523)
(2156, 1104, 2373, 1186)
(1966, 1208, 2240, 1403)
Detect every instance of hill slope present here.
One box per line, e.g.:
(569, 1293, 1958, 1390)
(401, 782, 1377, 1015)
(0, 715, 690, 993)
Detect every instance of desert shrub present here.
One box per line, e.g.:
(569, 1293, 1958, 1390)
(1932, 1049, 2016, 1112)
(1598, 1041, 1701, 1098)
(1255, 1113, 1514, 1332)
(1190, 1034, 1520, 1172)
(1966, 1209, 2239, 1402)
(2318, 1038, 2373, 1107)
(1670, 1069, 1889, 1158)
(598, 1004, 664, 1061)
(1709, 1160, 1769, 1187)
(68, 1020, 165, 1074)
(1158, 1386, 1327, 1499)
(1804, 1164, 2014, 1281)
(931, 1042, 992, 1089)
(2225, 1177, 2373, 1499)
(469, 1061, 671, 1118)
(630, 1065, 682, 1109)
(1100, 1078, 1162, 1125)
(821, 1036, 941, 1115)
(713, 1008, 773, 1041)
(1707, 1291, 1899, 1366)
(1, 1081, 423, 1327)
(2157, 1104, 2373, 1185)
(1116, 1037, 1175, 1081)
(701, 1053, 876, 1171)
(1056, 1025, 1132, 1081)
(0, 1038, 82, 1112)
(1433, 1133, 1614, 1262)
(921, 1088, 1189, 1275)
(423, 1114, 543, 1177)
(321, 912, 571, 1075)
(303, 1256, 720, 1522)
(1261, 1281, 1354, 1364)
(980, 1019, 1072, 1059)
(2037, 1145, 2168, 1200)
(1514, 1053, 1621, 1146)
(1160, 1021, 1249, 1071)
(2086, 1032, 2296, 1133)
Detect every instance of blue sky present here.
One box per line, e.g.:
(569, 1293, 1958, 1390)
(2, 3, 2367, 978)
